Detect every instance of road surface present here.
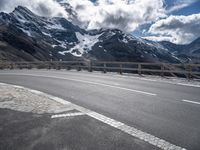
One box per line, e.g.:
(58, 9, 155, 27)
(0, 69, 200, 150)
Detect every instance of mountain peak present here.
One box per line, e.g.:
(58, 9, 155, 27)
(13, 6, 35, 17)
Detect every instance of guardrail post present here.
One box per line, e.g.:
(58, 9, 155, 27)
(103, 63, 107, 73)
(55, 62, 60, 70)
(79, 62, 82, 71)
(10, 63, 14, 70)
(18, 64, 22, 70)
(187, 65, 192, 81)
(88, 61, 92, 72)
(28, 63, 32, 69)
(0, 63, 3, 70)
(36, 62, 41, 69)
(161, 64, 164, 77)
(52, 62, 55, 69)
(48, 62, 51, 69)
(76, 62, 81, 71)
(138, 64, 142, 75)
(67, 65, 71, 70)
(57, 64, 61, 70)
(119, 64, 123, 75)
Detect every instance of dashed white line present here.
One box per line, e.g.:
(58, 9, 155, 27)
(0, 73, 157, 96)
(0, 82, 186, 150)
(182, 99, 200, 105)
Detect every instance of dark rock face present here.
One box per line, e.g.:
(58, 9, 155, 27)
(1, 6, 197, 63)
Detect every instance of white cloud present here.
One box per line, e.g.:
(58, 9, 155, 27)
(147, 13, 200, 44)
(167, 0, 198, 13)
(142, 35, 173, 43)
(0, 0, 167, 32)
(0, 0, 68, 18)
(66, 0, 166, 32)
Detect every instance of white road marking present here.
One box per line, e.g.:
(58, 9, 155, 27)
(182, 99, 200, 105)
(139, 78, 157, 82)
(51, 112, 85, 119)
(112, 74, 158, 82)
(49, 96, 71, 105)
(0, 83, 6, 85)
(112, 83, 121, 86)
(0, 82, 186, 150)
(177, 83, 200, 88)
(13, 85, 25, 89)
(28, 89, 44, 95)
(0, 73, 157, 96)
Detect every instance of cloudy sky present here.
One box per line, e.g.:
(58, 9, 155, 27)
(0, 0, 199, 44)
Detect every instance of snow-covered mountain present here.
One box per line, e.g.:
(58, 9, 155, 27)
(0, 6, 184, 63)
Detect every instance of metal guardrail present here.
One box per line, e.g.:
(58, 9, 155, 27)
(0, 61, 200, 79)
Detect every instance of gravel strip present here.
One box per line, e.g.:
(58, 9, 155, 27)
(0, 84, 73, 114)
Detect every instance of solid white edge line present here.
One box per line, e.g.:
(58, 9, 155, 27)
(0, 73, 157, 96)
(0, 82, 186, 150)
(51, 112, 85, 119)
(177, 83, 200, 88)
(28, 89, 44, 95)
(182, 99, 200, 105)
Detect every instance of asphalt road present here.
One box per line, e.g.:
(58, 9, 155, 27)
(0, 69, 200, 150)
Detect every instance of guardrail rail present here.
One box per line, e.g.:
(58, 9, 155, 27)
(0, 61, 200, 80)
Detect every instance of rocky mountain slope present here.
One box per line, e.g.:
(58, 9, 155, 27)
(159, 37, 200, 63)
(0, 6, 194, 63)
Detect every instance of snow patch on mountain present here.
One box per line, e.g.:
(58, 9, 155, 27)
(105, 30, 116, 38)
(20, 28, 32, 37)
(59, 32, 102, 57)
(121, 35, 129, 43)
(144, 39, 166, 50)
(52, 39, 68, 49)
(42, 32, 52, 37)
(45, 23, 65, 30)
(12, 11, 28, 23)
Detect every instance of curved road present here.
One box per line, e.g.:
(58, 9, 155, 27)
(0, 69, 200, 150)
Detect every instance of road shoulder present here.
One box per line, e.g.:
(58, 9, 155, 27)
(0, 83, 159, 150)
